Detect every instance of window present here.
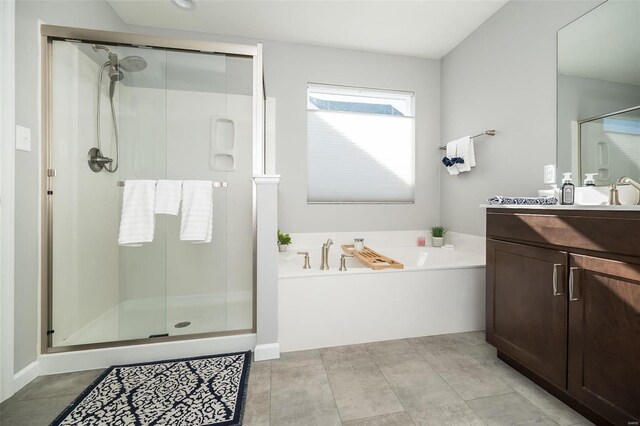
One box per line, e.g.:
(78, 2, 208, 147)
(307, 83, 415, 203)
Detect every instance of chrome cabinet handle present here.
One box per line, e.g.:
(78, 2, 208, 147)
(552, 264, 563, 296)
(569, 267, 580, 301)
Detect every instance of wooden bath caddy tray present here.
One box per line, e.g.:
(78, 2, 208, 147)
(341, 245, 404, 270)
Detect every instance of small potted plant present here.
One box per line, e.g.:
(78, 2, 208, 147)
(277, 229, 291, 252)
(431, 226, 446, 247)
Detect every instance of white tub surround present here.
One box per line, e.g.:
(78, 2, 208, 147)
(278, 231, 486, 352)
(254, 175, 281, 361)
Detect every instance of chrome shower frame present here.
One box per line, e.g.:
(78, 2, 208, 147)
(40, 25, 265, 354)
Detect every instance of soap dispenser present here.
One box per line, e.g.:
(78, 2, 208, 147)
(584, 173, 597, 187)
(561, 172, 575, 205)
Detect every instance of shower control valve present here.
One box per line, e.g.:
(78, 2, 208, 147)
(88, 147, 113, 173)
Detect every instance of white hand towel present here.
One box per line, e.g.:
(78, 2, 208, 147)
(118, 180, 157, 247)
(446, 140, 459, 175)
(456, 136, 475, 173)
(180, 180, 213, 243)
(155, 180, 183, 215)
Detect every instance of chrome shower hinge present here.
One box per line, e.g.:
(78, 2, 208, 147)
(47, 168, 57, 177)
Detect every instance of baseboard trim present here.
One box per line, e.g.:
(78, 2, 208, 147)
(254, 343, 280, 361)
(13, 361, 39, 394)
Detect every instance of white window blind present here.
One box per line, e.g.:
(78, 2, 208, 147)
(307, 84, 415, 203)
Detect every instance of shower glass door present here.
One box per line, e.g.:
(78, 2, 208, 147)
(115, 44, 169, 341)
(49, 38, 254, 349)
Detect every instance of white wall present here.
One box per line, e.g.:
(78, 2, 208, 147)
(268, 42, 441, 233)
(1, 0, 16, 401)
(440, 0, 602, 236)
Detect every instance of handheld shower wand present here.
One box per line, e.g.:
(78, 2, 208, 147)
(88, 44, 147, 173)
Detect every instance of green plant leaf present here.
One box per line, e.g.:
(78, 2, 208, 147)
(430, 226, 446, 238)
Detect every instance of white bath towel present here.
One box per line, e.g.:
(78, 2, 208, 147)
(180, 180, 213, 243)
(118, 180, 157, 247)
(446, 140, 459, 175)
(155, 180, 183, 215)
(456, 136, 476, 173)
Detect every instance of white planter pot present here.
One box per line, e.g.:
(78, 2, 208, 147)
(432, 237, 444, 247)
(278, 244, 289, 252)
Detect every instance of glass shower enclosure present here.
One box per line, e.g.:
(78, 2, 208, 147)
(42, 26, 263, 351)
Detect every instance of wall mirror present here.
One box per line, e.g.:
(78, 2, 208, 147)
(557, 0, 640, 186)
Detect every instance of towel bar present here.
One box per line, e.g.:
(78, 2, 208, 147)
(116, 181, 227, 188)
(438, 130, 496, 150)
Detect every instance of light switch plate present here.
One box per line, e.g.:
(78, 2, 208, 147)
(544, 164, 556, 184)
(16, 125, 31, 152)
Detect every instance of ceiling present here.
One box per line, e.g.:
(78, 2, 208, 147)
(107, 0, 508, 59)
(558, 0, 640, 86)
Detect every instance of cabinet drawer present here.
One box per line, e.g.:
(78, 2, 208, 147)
(487, 209, 640, 258)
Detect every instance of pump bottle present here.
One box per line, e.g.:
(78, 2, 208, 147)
(561, 172, 575, 205)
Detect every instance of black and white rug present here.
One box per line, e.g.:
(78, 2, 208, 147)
(51, 351, 251, 426)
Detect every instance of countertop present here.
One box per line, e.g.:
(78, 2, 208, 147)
(480, 204, 640, 211)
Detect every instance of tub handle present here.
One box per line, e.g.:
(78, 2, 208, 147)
(339, 254, 354, 271)
(297, 252, 311, 269)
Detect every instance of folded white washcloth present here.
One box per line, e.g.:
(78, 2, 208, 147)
(118, 180, 157, 247)
(446, 140, 459, 175)
(180, 180, 213, 243)
(155, 180, 183, 215)
(456, 136, 476, 173)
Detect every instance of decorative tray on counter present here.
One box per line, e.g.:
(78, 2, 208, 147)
(341, 245, 404, 270)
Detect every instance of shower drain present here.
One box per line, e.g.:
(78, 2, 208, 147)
(174, 321, 191, 329)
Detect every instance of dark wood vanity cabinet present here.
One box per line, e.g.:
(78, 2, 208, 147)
(486, 240, 568, 389)
(567, 254, 640, 424)
(486, 208, 640, 426)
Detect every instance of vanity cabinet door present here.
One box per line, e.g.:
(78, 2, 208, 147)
(568, 254, 640, 424)
(486, 239, 568, 389)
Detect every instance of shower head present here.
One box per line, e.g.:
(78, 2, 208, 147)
(92, 44, 111, 54)
(94, 42, 147, 77)
(118, 56, 147, 72)
(108, 66, 124, 82)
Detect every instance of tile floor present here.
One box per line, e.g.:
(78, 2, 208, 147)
(0, 331, 593, 426)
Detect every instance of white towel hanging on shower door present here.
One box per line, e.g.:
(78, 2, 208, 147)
(118, 180, 157, 246)
(155, 180, 183, 215)
(180, 180, 213, 243)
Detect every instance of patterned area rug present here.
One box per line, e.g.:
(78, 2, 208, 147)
(51, 351, 251, 426)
